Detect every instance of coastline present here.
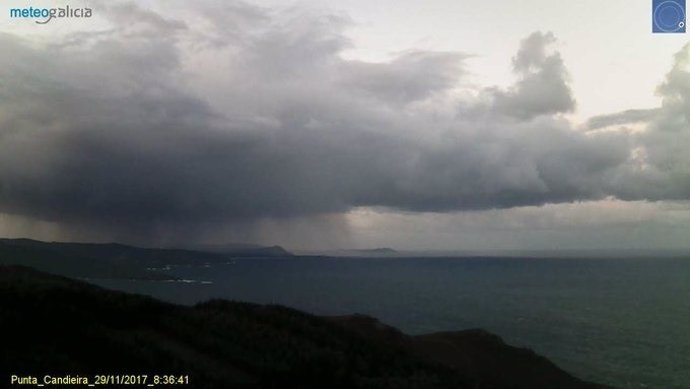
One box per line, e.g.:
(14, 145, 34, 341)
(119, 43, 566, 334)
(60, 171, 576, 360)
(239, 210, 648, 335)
(1, 265, 611, 389)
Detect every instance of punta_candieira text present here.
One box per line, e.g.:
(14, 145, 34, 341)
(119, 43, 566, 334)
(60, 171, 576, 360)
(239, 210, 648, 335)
(10, 374, 91, 385)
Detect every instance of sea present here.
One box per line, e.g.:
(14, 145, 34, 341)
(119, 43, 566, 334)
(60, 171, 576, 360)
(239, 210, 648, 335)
(93, 257, 690, 389)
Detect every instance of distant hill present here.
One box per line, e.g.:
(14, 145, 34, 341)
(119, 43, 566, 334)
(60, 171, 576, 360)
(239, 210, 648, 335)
(0, 238, 293, 280)
(0, 266, 610, 389)
(0, 239, 174, 280)
(189, 243, 293, 257)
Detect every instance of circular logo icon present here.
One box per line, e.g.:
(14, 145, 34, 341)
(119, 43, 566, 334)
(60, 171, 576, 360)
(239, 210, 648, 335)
(654, 1, 686, 32)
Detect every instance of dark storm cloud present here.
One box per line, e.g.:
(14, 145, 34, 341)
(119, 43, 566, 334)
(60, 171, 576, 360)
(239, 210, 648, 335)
(0, 1, 689, 239)
(585, 109, 660, 131)
(488, 32, 575, 120)
(618, 44, 690, 201)
(340, 51, 469, 104)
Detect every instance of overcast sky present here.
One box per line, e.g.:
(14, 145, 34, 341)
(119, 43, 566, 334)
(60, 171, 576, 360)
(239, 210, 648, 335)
(1, 0, 690, 250)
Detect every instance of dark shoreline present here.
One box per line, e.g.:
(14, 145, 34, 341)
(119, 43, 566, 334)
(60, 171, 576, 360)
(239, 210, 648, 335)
(1, 265, 611, 389)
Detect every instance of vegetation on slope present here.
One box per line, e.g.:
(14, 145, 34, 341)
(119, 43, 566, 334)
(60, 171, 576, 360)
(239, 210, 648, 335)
(0, 266, 610, 389)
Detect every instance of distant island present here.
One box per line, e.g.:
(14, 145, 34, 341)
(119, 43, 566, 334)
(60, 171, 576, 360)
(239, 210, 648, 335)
(0, 266, 610, 389)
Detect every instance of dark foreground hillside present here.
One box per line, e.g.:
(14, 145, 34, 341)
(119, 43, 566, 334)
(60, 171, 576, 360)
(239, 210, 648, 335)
(0, 266, 609, 389)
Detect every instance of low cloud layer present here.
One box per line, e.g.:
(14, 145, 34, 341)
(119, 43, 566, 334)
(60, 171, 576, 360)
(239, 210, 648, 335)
(0, 1, 689, 243)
